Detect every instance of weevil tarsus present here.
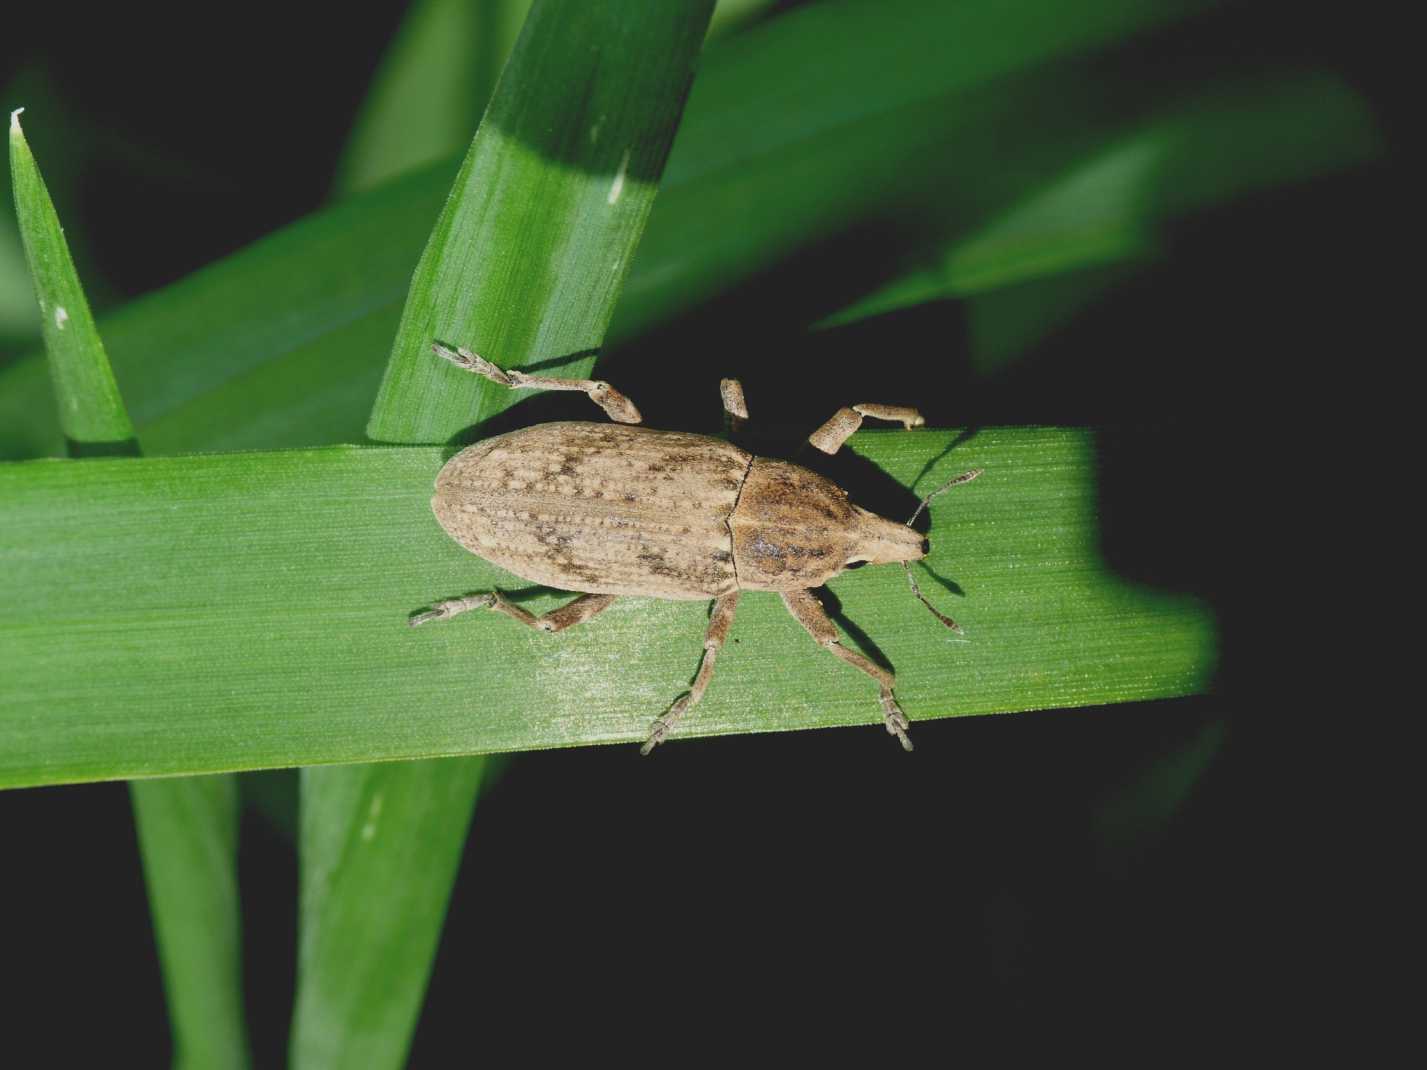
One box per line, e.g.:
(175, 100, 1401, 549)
(432, 342, 642, 424)
(411, 590, 617, 633)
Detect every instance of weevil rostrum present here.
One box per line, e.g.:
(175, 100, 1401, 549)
(411, 343, 981, 753)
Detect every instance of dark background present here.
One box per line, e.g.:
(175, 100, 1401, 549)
(2, 1, 1397, 1061)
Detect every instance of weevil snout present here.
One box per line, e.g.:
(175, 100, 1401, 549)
(849, 507, 928, 565)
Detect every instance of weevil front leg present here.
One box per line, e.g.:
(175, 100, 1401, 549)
(807, 402, 925, 455)
(779, 588, 914, 751)
(432, 343, 642, 424)
(642, 592, 740, 755)
(410, 591, 618, 632)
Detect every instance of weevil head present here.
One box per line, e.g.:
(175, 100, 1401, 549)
(846, 506, 928, 566)
(730, 459, 925, 590)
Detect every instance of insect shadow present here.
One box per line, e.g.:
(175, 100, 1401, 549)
(817, 585, 894, 675)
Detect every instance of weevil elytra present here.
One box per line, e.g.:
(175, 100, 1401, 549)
(412, 343, 981, 753)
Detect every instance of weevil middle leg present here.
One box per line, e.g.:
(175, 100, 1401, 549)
(807, 402, 925, 455)
(720, 378, 749, 434)
(432, 343, 642, 424)
(410, 591, 618, 632)
(642, 592, 740, 755)
(779, 588, 913, 751)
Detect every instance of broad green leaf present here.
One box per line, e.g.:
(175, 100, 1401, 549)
(10, 110, 248, 1069)
(291, 760, 484, 1069)
(335, 0, 532, 195)
(132, 777, 250, 1070)
(367, 0, 716, 443)
(0, 429, 1216, 790)
(9, 109, 133, 453)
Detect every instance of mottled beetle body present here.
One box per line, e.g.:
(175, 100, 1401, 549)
(415, 343, 980, 753)
(432, 423, 927, 600)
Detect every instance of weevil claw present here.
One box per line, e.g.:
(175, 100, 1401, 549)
(880, 693, 914, 751)
(432, 342, 513, 386)
(640, 720, 668, 756)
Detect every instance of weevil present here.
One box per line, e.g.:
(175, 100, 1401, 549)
(411, 343, 981, 753)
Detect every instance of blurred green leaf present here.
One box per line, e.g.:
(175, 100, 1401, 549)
(818, 74, 1381, 327)
(335, 0, 532, 195)
(0, 428, 1215, 790)
(1094, 716, 1228, 861)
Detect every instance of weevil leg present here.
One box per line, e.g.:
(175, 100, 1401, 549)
(642, 592, 740, 755)
(720, 378, 749, 434)
(807, 403, 925, 455)
(779, 588, 914, 752)
(410, 591, 618, 632)
(431, 343, 642, 424)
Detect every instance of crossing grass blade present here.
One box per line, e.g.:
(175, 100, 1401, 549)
(131, 776, 251, 1070)
(365, 0, 717, 443)
(10, 109, 249, 1069)
(0, 428, 1215, 790)
(291, 759, 484, 1069)
(295, 4, 715, 1067)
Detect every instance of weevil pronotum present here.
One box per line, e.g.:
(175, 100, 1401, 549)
(411, 343, 981, 753)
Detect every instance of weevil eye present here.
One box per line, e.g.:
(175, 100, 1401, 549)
(844, 559, 867, 570)
(921, 538, 931, 556)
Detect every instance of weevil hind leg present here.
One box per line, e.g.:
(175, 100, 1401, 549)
(642, 592, 740, 755)
(779, 588, 914, 751)
(431, 343, 642, 424)
(807, 402, 925, 455)
(410, 591, 617, 632)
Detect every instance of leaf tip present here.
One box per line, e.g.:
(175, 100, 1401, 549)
(9, 106, 24, 139)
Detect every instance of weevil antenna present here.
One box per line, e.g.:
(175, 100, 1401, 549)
(902, 468, 983, 632)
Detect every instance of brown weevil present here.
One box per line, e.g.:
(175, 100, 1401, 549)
(412, 343, 981, 753)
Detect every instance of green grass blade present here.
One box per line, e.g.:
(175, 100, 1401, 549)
(290, 760, 484, 1068)
(365, 0, 717, 443)
(335, 0, 532, 195)
(296, 6, 715, 1065)
(10, 109, 249, 1068)
(0, 429, 1215, 789)
(131, 777, 251, 1070)
(8, 109, 133, 453)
